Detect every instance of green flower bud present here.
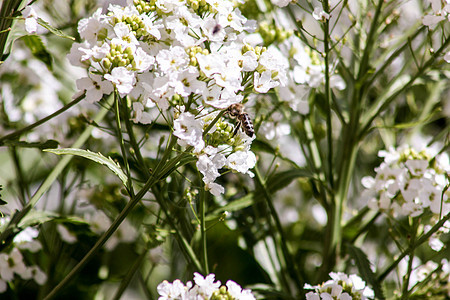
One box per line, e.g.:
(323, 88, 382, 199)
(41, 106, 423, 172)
(102, 58, 112, 70)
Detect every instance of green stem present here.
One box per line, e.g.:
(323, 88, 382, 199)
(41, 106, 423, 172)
(0, 94, 109, 248)
(377, 212, 450, 282)
(323, 0, 333, 191)
(359, 35, 450, 138)
(121, 96, 149, 175)
(154, 187, 204, 272)
(0, 93, 85, 146)
(0, 0, 23, 59)
(254, 166, 304, 297)
(401, 218, 419, 299)
(44, 173, 158, 300)
(112, 250, 147, 300)
(200, 186, 209, 274)
(114, 92, 134, 193)
(368, 25, 425, 86)
(9, 147, 29, 206)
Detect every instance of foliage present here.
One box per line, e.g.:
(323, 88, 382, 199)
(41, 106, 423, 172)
(0, 0, 449, 299)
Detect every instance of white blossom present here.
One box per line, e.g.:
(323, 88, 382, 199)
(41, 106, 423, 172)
(305, 272, 374, 300)
(313, 7, 330, 22)
(22, 6, 39, 34)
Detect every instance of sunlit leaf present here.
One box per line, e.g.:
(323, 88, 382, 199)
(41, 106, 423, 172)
(18, 210, 58, 228)
(44, 148, 128, 186)
(37, 18, 75, 40)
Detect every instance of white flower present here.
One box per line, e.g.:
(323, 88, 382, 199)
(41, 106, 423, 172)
(22, 6, 39, 34)
(206, 182, 225, 196)
(157, 279, 188, 299)
(157, 273, 255, 299)
(271, 0, 292, 7)
(196, 146, 226, 184)
(313, 7, 330, 22)
(104, 67, 136, 96)
(254, 70, 279, 93)
(76, 74, 114, 103)
(173, 112, 205, 153)
(193, 272, 221, 297)
(77, 8, 108, 45)
(305, 272, 373, 300)
(14, 227, 41, 252)
(226, 151, 256, 175)
(156, 46, 189, 75)
(196, 53, 226, 78)
(226, 280, 256, 300)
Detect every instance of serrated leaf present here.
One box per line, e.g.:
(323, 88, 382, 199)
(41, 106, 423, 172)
(37, 18, 75, 40)
(4, 139, 59, 149)
(347, 244, 385, 300)
(44, 148, 128, 186)
(20, 35, 52, 70)
(18, 210, 58, 228)
(265, 168, 313, 194)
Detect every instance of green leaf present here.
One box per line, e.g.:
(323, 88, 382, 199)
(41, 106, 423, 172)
(346, 244, 385, 300)
(20, 35, 52, 70)
(18, 210, 58, 228)
(265, 168, 313, 194)
(37, 18, 75, 40)
(251, 139, 277, 154)
(206, 194, 254, 221)
(44, 148, 128, 186)
(4, 139, 59, 149)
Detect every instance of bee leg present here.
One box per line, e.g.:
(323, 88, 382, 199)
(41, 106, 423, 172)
(232, 120, 241, 137)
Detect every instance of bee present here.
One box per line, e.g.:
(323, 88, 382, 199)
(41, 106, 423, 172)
(227, 103, 255, 138)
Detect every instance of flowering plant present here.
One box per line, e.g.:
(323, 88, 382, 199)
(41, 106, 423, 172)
(0, 0, 449, 299)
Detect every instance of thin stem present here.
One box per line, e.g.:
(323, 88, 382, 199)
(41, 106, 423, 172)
(360, 35, 450, 138)
(121, 96, 149, 175)
(377, 212, 450, 282)
(114, 93, 134, 193)
(9, 147, 29, 206)
(0, 0, 24, 58)
(0, 94, 111, 249)
(401, 218, 418, 300)
(0, 93, 85, 146)
(200, 186, 209, 274)
(322, 0, 334, 191)
(44, 172, 159, 300)
(254, 166, 304, 297)
(155, 187, 204, 272)
(112, 250, 147, 300)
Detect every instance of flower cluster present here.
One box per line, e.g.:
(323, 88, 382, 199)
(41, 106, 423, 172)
(422, 0, 450, 62)
(409, 258, 450, 298)
(0, 218, 47, 293)
(305, 272, 374, 300)
(422, 0, 450, 27)
(157, 272, 255, 300)
(362, 145, 450, 218)
(70, 0, 288, 195)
